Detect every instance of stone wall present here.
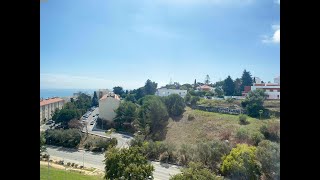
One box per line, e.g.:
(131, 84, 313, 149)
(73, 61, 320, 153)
(191, 105, 247, 115)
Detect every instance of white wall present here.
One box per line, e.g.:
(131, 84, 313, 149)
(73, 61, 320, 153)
(156, 88, 187, 98)
(99, 97, 120, 122)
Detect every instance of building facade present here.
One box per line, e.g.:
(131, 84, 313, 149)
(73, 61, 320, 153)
(95, 89, 111, 99)
(40, 97, 64, 124)
(155, 88, 188, 98)
(242, 76, 280, 100)
(99, 93, 121, 122)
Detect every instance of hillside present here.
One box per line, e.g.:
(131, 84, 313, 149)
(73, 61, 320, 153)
(164, 107, 279, 147)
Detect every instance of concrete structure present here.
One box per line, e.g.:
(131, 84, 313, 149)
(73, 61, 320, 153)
(40, 97, 64, 124)
(99, 93, 121, 122)
(155, 88, 187, 98)
(95, 89, 111, 99)
(242, 76, 280, 99)
(197, 85, 214, 91)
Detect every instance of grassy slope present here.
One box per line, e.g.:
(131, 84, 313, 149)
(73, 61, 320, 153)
(165, 107, 279, 147)
(40, 165, 103, 180)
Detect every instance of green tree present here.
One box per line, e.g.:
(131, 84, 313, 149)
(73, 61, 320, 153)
(205, 75, 211, 84)
(195, 140, 231, 171)
(256, 140, 280, 180)
(135, 87, 145, 100)
(240, 69, 253, 91)
(144, 79, 158, 95)
(114, 101, 137, 128)
(223, 76, 235, 96)
(234, 78, 242, 96)
(190, 96, 200, 106)
(91, 91, 99, 107)
(221, 144, 261, 180)
(40, 132, 46, 154)
(136, 96, 168, 140)
(194, 79, 197, 89)
(184, 93, 192, 104)
(125, 94, 137, 103)
(163, 94, 186, 116)
(241, 89, 266, 117)
(113, 86, 125, 97)
(104, 146, 154, 180)
(170, 162, 220, 180)
(215, 87, 224, 98)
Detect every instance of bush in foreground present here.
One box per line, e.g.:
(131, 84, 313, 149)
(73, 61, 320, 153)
(104, 146, 154, 180)
(170, 162, 222, 180)
(221, 144, 261, 179)
(239, 114, 250, 125)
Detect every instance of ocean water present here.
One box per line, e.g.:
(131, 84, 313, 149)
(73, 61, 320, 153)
(40, 89, 96, 98)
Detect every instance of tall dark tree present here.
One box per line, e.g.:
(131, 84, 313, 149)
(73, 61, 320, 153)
(241, 70, 253, 91)
(125, 94, 137, 103)
(204, 75, 211, 84)
(114, 101, 137, 127)
(234, 78, 242, 96)
(136, 96, 168, 140)
(113, 86, 125, 97)
(163, 94, 186, 116)
(194, 79, 197, 89)
(223, 76, 235, 96)
(91, 91, 99, 107)
(253, 77, 256, 83)
(144, 79, 158, 95)
(135, 87, 145, 100)
(241, 89, 267, 117)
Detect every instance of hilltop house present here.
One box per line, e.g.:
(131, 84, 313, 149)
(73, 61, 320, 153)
(155, 88, 187, 98)
(99, 92, 121, 122)
(242, 76, 280, 99)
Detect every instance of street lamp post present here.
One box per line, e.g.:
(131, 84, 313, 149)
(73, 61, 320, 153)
(259, 110, 263, 120)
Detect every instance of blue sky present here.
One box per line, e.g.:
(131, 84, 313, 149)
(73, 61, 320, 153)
(40, 0, 280, 90)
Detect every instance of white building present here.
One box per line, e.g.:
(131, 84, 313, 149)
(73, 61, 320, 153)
(40, 97, 64, 124)
(274, 76, 280, 84)
(253, 77, 262, 84)
(155, 88, 188, 98)
(99, 93, 121, 122)
(250, 83, 280, 99)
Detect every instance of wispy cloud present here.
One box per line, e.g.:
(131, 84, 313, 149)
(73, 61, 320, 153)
(262, 25, 280, 44)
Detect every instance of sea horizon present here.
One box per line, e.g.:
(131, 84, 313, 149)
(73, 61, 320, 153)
(40, 88, 97, 99)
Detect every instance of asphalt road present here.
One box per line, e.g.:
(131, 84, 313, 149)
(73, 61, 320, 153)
(82, 107, 133, 148)
(46, 146, 182, 180)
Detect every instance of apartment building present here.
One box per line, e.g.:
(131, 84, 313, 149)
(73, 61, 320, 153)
(40, 97, 64, 124)
(99, 93, 121, 122)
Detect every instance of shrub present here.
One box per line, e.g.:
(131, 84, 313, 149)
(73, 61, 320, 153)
(45, 129, 82, 148)
(187, 114, 195, 121)
(251, 131, 265, 146)
(160, 151, 169, 162)
(235, 128, 250, 144)
(256, 140, 280, 180)
(260, 121, 280, 142)
(221, 144, 261, 179)
(67, 162, 71, 166)
(74, 164, 78, 168)
(163, 94, 186, 116)
(239, 114, 249, 125)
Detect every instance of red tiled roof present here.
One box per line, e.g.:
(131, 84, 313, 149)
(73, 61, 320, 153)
(40, 98, 64, 106)
(199, 85, 212, 89)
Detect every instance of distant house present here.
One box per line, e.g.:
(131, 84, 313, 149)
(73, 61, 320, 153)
(197, 85, 214, 92)
(155, 88, 187, 98)
(242, 76, 280, 100)
(99, 92, 121, 122)
(40, 97, 65, 124)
